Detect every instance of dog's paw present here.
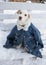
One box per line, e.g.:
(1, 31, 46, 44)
(3, 45, 11, 49)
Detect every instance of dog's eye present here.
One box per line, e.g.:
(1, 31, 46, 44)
(25, 14, 27, 16)
(20, 12, 22, 14)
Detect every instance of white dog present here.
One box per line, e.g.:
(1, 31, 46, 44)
(16, 10, 32, 31)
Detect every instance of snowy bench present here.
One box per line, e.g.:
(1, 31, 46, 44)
(0, 2, 46, 65)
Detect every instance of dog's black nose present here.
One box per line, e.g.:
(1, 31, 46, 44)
(19, 16, 22, 20)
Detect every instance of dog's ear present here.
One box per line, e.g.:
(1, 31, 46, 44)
(16, 10, 22, 14)
(28, 14, 30, 18)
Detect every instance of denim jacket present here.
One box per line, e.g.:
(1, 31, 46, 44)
(3, 23, 44, 58)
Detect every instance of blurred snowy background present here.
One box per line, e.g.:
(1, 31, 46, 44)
(0, 0, 46, 3)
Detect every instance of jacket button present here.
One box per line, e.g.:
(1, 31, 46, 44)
(29, 36, 32, 38)
(24, 36, 25, 38)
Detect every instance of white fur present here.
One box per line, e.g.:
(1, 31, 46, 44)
(16, 10, 32, 31)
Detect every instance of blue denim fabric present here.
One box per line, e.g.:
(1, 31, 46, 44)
(3, 23, 44, 58)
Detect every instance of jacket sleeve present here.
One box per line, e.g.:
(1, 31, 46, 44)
(31, 23, 44, 49)
(3, 26, 17, 48)
(7, 26, 17, 40)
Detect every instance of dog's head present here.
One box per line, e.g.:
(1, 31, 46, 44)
(16, 10, 31, 27)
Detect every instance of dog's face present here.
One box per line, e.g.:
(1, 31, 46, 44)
(17, 10, 30, 27)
